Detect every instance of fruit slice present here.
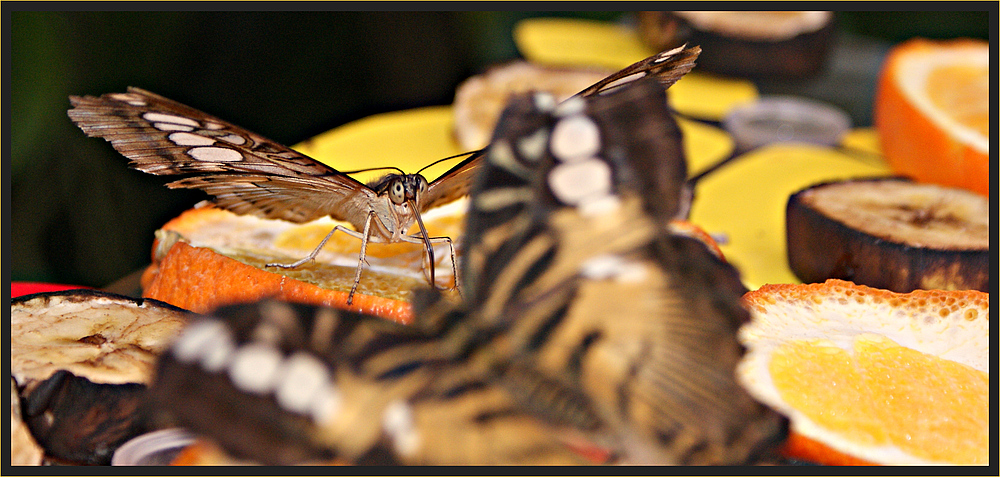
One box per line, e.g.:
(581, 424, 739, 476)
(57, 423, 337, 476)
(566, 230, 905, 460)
(738, 280, 989, 465)
(511, 16, 759, 121)
(452, 61, 611, 151)
(10, 290, 191, 464)
(10, 377, 44, 466)
(786, 177, 989, 292)
(450, 59, 734, 177)
(687, 143, 893, 290)
(638, 11, 836, 79)
(874, 38, 989, 196)
(141, 199, 467, 322)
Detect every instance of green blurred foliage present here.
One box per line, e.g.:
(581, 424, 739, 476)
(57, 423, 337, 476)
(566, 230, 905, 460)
(837, 11, 991, 42)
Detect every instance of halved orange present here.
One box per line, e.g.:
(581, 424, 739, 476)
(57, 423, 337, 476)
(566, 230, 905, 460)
(874, 38, 989, 197)
(738, 279, 989, 465)
(141, 199, 467, 324)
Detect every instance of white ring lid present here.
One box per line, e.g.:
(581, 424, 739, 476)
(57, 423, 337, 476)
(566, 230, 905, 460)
(111, 428, 197, 466)
(723, 96, 851, 153)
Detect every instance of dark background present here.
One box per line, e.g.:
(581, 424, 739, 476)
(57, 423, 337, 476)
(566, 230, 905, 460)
(6, 8, 992, 288)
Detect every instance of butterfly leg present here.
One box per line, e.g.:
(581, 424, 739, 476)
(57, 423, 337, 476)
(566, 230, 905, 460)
(401, 234, 460, 293)
(265, 224, 355, 269)
(265, 216, 374, 306)
(346, 213, 377, 305)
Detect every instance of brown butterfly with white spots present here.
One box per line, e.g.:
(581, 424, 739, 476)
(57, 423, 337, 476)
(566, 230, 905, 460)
(148, 77, 788, 465)
(67, 45, 700, 305)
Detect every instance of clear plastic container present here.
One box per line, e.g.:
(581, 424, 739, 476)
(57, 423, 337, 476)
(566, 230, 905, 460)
(112, 428, 196, 466)
(723, 96, 851, 154)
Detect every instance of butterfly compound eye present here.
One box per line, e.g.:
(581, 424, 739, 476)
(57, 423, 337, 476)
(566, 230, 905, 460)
(390, 180, 406, 204)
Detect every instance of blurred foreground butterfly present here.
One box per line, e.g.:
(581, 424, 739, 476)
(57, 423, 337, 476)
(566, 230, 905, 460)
(149, 77, 787, 465)
(67, 45, 700, 305)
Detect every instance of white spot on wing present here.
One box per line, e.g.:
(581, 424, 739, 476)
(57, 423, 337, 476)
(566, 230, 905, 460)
(547, 158, 612, 205)
(203, 121, 226, 130)
(219, 134, 247, 145)
(516, 128, 549, 162)
(227, 343, 283, 394)
(310, 382, 342, 425)
(488, 140, 532, 178)
(168, 132, 216, 146)
(275, 352, 331, 415)
(601, 72, 646, 91)
(550, 115, 601, 162)
(580, 254, 648, 283)
(143, 112, 200, 128)
(383, 399, 420, 457)
(554, 96, 586, 117)
(173, 319, 230, 364)
(153, 122, 195, 132)
(655, 45, 685, 62)
(109, 93, 147, 106)
(533, 92, 556, 112)
(579, 194, 621, 216)
(473, 186, 533, 212)
(200, 331, 235, 372)
(189, 146, 243, 162)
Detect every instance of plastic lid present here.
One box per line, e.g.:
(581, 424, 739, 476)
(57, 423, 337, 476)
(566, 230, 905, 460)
(112, 428, 196, 466)
(723, 96, 851, 153)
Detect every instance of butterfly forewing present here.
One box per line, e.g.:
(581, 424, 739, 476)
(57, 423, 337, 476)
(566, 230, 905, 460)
(575, 44, 701, 98)
(69, 88, 374, 225)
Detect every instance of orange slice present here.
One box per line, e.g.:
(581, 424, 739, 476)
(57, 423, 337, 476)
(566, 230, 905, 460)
(141, 199, 467, 323)
(874, 38, 989, 196)
(739, 279, 989, 465)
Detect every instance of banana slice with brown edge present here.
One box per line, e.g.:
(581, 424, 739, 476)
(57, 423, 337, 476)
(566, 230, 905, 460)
(452, 61, 612, 150)
(11, 377, 44, 465)
(786, 177, 989, 293)
(10, 290, 190, 465)
(638, 11, 836, 79)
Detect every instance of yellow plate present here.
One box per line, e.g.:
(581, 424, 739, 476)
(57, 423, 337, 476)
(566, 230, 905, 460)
(513, 17, 759, 120)
(688, 136, 893, 290)
(294, 105, 733, 182)
(293, 106, 465, 184)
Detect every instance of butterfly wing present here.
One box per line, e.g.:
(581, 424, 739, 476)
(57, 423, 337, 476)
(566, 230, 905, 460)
(574, 44, 701, 98)
(149, 300, 598, 465)
(420, 149, 485, 213)
(68, 87, 376, 225)
(421, 45, 701, 214)
(459, 78, 788, 464)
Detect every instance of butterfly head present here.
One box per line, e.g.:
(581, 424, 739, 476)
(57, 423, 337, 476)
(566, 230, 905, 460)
(370, 173, 429, 208)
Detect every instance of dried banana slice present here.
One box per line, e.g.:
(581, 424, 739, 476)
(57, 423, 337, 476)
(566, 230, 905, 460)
(785, 177, 989, 292)
(452, 61, 611, 150)
(10, 290, 190, 464)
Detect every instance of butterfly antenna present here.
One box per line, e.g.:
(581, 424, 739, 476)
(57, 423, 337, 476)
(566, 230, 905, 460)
(341, 165, 407, 175)
(416, 149, 484, 175)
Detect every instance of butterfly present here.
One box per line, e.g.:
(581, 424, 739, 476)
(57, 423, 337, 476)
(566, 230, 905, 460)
(67, 45, 701, 305)
(148, 76, 788, 465)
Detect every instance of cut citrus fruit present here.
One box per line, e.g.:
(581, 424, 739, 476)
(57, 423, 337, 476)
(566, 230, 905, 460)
(738, 279, 989, 465)
(874, 38, 989, 197)
(141, 199, 467, 323)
